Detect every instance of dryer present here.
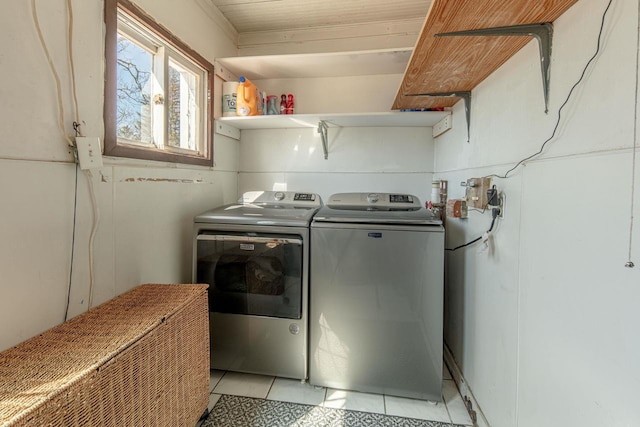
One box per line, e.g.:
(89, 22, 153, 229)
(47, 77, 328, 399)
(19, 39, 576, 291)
(193, 191, 321, 380)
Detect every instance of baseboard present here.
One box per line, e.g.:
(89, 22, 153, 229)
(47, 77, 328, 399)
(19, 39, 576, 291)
(443, 344, 492, 427)
(194, 408, 210, 427)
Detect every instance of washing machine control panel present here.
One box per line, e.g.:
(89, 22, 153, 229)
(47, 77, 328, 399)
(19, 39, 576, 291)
(294, 193, 316, 201)
(389, 194, 412, 203)
(328, 193, 420, 210)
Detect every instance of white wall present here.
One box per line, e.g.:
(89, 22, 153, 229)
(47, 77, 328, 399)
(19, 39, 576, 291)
(238, 127, 435, 202)
(4, 2, 638, 425)
(436, 0, 640, 426)
(253, 74, 405, 115)
(0, 0, 238, 351)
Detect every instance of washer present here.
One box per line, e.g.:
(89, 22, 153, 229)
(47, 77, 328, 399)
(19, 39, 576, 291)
(193, 191, 321, 380)
(309, 192, 444, 400)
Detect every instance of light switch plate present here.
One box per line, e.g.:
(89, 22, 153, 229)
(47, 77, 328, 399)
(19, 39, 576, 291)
(76, 137, 103, 170)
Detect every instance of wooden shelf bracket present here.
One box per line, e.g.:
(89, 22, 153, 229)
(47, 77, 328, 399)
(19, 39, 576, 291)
(436, 23, 554, 113)
(318, 120, 329, 159)
(407, 92, 471, 142)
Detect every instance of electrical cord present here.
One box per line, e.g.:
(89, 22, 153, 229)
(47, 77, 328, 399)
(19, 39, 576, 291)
(445, 208, 499, 252)
(484, 0, 613, 180)
(66, 0, 100, 309)
(31, 0, 74, 147)
(66, 0, 100, 310)
(66, 0, 80, 123)
(85, 170, 99, 310)
(64, 162, 79, 322)
(468, 207, 487, 214)
(626, 0, 640, 268)
(34, 0, 99, 312)
(448, 0, 612, 252)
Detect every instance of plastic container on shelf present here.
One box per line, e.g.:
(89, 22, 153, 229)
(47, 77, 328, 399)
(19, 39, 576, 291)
(260, 91, 267, 115)
(280, 94, 286, 114)
(221, 81, 238, 117)
(267, 95, 279, 115)
(285, 94, 295, 114)
(236, 76, 261, 116)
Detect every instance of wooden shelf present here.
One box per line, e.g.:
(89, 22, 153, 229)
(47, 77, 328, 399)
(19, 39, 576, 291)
(216, 111, 450, 130)
(393, 0, 579, 110)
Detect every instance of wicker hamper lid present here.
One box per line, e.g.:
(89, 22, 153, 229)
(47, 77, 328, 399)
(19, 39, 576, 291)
(0, 284, 208, 425)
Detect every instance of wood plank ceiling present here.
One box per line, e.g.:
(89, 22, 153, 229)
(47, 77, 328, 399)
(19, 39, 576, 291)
(209, 0, 581, 111)
(210, 0, 432, 33)
(393, 0, 580, 110)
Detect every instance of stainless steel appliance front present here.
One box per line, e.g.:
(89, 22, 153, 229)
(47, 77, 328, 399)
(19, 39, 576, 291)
(193, 191, 320, 381)
(194, 223, 309, 380)
(309, 193, 444, 400)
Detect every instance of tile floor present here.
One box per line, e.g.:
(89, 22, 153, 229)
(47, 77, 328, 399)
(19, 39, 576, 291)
(206, 365, 473, 426)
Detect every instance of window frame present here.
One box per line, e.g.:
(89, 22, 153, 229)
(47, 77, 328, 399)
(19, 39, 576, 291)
(104, 0, 214, 166)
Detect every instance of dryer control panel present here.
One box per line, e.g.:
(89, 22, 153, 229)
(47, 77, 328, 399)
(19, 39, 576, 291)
(240, 191, 322, 208)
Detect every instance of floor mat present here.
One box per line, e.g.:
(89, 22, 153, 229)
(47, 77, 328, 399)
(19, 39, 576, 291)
(202, 394, 466, 427)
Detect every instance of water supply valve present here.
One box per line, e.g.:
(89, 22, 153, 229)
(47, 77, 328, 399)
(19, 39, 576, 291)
(446, 199, 468, 218)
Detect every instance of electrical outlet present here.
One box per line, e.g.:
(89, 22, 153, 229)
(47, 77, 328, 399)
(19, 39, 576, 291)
(464, 177, 491, 208)
(487, 187, 499, 206)
(76, 137, 103, 170)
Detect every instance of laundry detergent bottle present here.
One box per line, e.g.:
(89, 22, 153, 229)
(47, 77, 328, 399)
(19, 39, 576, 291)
(236, 76, 260, 116)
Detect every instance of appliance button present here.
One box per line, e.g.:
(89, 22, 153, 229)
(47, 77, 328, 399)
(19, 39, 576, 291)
(367, 193, 379, 203)
(274, 192, 285, 201)
(289, 323, 300, 335)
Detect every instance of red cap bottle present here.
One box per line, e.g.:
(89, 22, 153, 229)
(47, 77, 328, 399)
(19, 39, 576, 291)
(285, 94, 294, 115)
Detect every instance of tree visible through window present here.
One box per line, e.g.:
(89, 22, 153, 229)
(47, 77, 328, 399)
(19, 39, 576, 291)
(167, 59, 199, 151)
(104, 0, 214, 166)
(116, 34, 152, 143)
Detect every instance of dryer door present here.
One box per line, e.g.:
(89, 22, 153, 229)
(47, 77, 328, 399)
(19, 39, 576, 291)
(196, 232, 303, 319)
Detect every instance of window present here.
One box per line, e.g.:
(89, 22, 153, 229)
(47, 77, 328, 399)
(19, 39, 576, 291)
(104, 0, 214, 166)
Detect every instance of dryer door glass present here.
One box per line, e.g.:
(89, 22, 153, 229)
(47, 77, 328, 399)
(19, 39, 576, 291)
(196, 232, 303, 319)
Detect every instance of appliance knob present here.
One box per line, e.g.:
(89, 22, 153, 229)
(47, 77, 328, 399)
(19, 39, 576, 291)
(274, 192, 285, 201)
(289, 323, 300, 335)
(367, 193, 379, 204)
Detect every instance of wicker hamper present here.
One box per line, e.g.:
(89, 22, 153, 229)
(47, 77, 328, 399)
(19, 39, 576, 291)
(0, 284, 209, 426)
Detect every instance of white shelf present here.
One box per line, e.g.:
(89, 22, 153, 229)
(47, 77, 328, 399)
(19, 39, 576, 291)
(216, 49, 413, 80)
(214, 50, 454, 156)
(216, 111, 450, 130)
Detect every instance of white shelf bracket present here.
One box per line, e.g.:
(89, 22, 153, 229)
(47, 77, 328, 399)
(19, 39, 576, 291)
(215, 120, 241, 140)
(318, 120, 329, 160)
(406, 91, 471, 143)
(432, 113, 452, 138)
